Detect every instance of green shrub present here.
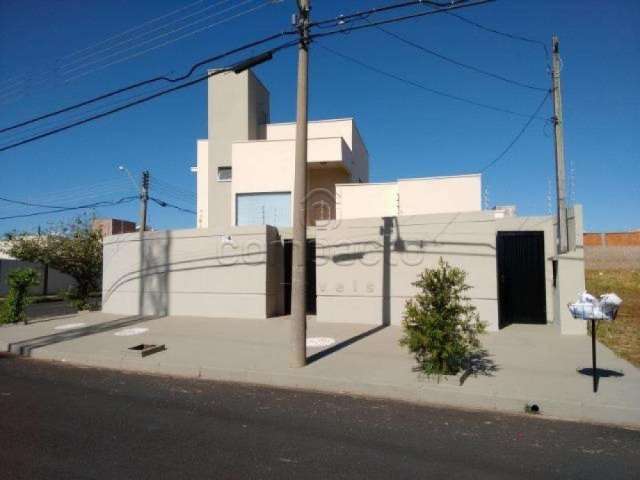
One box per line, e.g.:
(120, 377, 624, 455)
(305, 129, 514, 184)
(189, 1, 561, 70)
(5, 215, 102, 310)
(400, 258, 486, 377)
(0, 268, 39, 325)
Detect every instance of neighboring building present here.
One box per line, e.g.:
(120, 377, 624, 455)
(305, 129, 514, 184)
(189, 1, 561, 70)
(92, 218, 137, 237)
(103, 69, 586, 336)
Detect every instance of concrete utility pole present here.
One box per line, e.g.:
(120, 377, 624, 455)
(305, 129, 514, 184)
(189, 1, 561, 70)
(139, 170, 150, 235)
(290, 0, 310, 368)
(551, 35, 568, 254)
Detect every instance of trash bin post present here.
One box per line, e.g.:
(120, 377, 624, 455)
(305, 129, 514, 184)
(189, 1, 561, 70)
(591, 318, 598, 393)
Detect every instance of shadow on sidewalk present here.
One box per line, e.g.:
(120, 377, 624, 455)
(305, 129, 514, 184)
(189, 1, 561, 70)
(307, 325, 388, 365)
(7, 315, 159, 357)
(459, 349, 499, 386)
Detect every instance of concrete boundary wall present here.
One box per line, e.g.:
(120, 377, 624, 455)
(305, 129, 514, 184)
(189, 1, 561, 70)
(315, 211, 557, 332)
(102, 226, 284, 319)
(0, 259, 74, 296)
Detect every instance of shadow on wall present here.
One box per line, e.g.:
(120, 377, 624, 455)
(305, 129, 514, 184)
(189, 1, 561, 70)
(138, 230, 171, 317)
(103, 239, 269, 308)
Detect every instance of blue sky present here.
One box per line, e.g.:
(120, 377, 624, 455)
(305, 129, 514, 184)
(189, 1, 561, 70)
(0, 0, 638, 234)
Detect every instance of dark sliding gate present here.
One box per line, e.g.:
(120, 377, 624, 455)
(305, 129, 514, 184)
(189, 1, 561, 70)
(496, 231, 547, 328)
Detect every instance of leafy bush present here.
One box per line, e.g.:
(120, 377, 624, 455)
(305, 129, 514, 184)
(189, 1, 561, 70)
(5, 216, 102, 310)
(0, 268, 39, 324)
(400, 258, 486, 377)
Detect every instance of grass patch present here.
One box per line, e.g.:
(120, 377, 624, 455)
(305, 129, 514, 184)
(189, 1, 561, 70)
(585, 269, 640, 367)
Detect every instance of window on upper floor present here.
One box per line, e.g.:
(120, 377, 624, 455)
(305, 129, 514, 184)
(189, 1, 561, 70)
(217, 167, 232, 181)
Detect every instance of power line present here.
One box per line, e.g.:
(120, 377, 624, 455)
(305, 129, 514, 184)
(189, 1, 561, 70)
(59, 0, 233, 68)
(310, 0, 464, 28)
(0, 196, 139, 221)
(0, 0, 205, 91)
(62, 0, 268, 79)
(445, 11, 550, 63)
(479, 89, 552, 173)
(317, 43, 543, 119)
(0, 30, 296, 135)
(150, 197, 196, 215)
(311, 0, 496, 39)
(0, 0, 279, 105)
(0, 0, 492, 151)
(372, 24, 547, 92)
(0, 43, 294, 153)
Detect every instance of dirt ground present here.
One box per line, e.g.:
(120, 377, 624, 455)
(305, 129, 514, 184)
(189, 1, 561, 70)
(586, 269, 640, 367)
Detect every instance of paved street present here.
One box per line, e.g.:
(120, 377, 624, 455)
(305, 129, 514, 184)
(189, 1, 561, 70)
(1, 356, 638, 479)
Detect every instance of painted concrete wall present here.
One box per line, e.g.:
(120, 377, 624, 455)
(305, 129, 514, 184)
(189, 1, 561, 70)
(102, 226, 284, 319)
(398, 174, 481, 216)
(205, 70, 269, 229)
(335, 174, 481, 221)
(336, 183, 398, 220)
(231, 137, 354, 227)
(265, 118, 369, 183)
(196, 139, 209, 228)
(554, 205, 588, 335)
(315, 211, 556, 332)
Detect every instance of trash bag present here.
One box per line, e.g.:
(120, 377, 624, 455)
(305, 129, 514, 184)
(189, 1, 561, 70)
(568, 291, 622, 321)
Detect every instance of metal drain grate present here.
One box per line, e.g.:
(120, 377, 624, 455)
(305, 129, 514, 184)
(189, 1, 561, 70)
(127, 344, 166, 358)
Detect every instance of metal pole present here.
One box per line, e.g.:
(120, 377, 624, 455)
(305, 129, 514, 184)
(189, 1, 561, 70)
(551, 35, 568, 254)
(592, 318, 598, 393)
(290, 0, 310, 368)
(139, 170, 149, 235)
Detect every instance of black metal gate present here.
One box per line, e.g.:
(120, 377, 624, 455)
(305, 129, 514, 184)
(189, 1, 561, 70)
(496, 231, 546, 328)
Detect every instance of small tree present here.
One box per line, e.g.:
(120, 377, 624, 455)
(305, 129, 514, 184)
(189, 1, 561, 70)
(0, 268, 39, 324)
(400, 258, 486, 377)
(5, 216, 102, 310)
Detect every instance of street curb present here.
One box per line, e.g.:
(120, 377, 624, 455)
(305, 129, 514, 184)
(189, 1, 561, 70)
(12, 347, 640, 430)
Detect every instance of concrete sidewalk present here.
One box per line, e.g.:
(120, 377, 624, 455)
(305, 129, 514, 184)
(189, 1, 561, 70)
(1, 312, 639, 428)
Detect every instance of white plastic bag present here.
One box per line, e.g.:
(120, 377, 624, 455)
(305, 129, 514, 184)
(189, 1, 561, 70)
(568, 291, 622, 321)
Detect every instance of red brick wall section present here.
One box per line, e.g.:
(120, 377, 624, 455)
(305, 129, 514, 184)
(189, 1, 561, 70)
(583, 232, 640, 247)
(584, 233, 604, 246)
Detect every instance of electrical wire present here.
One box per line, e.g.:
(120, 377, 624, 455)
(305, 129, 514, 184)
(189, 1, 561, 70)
(444, 11, 550, 64)
(0, 29, 296, 135)
(59, 0, 234, 70)
(317, 43, 543, 119)
(311, 0, 496, 39)
(310, 0, 466, 28)
(0, 0, 205, 91)
(62, 0, 267, 79)
(0, 42, 297, 153)
(0, 181, 136, 213)
(0, 196, 139, 221)
(150, 197, 196, 214)
(371, 24, 547, 92)
(0, 0, 280, 105)
(0, 0, 492, 152)
(479, 89, 552, 173)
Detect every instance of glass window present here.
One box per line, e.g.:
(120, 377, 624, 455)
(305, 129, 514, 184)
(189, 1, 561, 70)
(217, 167, 232, 181)
(236, 192, 291, 227)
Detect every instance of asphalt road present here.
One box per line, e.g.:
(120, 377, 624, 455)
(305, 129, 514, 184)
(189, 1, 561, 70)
(1, 355, 638, 480)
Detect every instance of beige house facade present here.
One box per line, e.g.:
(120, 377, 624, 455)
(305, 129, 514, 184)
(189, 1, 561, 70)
(102, 69, 586, 335)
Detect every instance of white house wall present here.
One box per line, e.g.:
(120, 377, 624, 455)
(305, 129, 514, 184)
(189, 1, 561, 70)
(398, 175, 481, 216)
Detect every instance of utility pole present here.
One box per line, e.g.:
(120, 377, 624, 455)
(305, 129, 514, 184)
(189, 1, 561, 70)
(290, 0, 310, 368)
(551, 35, 568, 254)
(139, 170, 150, 235)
